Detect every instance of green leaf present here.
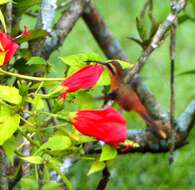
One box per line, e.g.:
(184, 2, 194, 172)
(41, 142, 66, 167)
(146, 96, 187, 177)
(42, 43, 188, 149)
(0, 105, 20, 145)
(128, 37, 143, 47)
(28, 29, 49, 40)
(41, 182, 61, 190)
(61, 52, 101, 67)
(97, 69, 110, 86)
(26, 56, 47, 66)
(14, 58, 47, 73)
(31, 96, 44, 110)
(136, 17, 147, 41)
(18, 80, 31, 97)
(19, 177, 39, 190)
(110, 59, 134, 69)
(177, 69, 195, 76)
(20, 155, 43, 164)
(3, 136, 16, 164)
(0, 85, 22, 104)
(0, 0, 11, 5)
(49, 158, 63, 168)
(16, 29, 49, 44)
(60, 52, 102, 75)
(0, 10, 7, 32)
(16, 49, 32, 60)
(87, 161, 105, 176)
(14, 56, 48, 73)
(38, 135, 71, 152)
(76, 91, 94, 109)
(14, 0, 40, 16)
(99, 144, 117, 161)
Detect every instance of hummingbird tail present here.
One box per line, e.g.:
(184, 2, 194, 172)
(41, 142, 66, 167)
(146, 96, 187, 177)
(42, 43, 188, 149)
(140, 113, 167, 139)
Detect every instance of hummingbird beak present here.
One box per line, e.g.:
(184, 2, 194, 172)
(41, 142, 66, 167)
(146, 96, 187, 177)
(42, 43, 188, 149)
(85, 60, 107, 66)
(97, 61, 116, 75)
(85, 60, 115, 74)
(95, 61, 107, 66)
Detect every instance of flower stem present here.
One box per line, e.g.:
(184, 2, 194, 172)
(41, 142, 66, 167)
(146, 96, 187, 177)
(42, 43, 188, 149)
(30, 86, 64, 98)
(40, 111, 71, 123)
(0, 68, 65, 81)
(18, 127, 39, 148)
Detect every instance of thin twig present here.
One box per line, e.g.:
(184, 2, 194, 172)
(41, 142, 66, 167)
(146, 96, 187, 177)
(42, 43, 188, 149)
(140, 1, 148, 18)
(0, 68, 65, 81)
(169, 0, 177, 164)
(96, 167, 110, 190)
(41, 87, 58, 125)
(124, 0, 187, 83)
(148, 0, 154, 23)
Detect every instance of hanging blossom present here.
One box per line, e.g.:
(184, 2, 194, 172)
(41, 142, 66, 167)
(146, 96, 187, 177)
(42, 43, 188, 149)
(70, 107, 127, 147)
(21, 25, 32, 39)
(60, 64, 104, 99)
(0, 26, 31, 66)
(0, 33, 19, 66)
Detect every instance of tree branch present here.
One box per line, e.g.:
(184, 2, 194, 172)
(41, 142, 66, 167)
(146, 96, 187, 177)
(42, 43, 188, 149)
(125, 100, 195, 153)
(177, 100, 195, 138)
(124, 0, 187, 82)
(41, 0, 57, 32)
(82, 3, 128, 60)
(55, 0, 90, 45)
(39, 0, 90, 59)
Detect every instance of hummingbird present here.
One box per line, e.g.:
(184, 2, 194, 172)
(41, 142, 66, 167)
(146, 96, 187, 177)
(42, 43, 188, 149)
(90, 60, 167, 138)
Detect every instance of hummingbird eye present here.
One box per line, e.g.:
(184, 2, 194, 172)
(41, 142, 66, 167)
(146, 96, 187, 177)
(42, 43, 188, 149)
(106, 62, 118, 75)
(106, 63, 116, 75)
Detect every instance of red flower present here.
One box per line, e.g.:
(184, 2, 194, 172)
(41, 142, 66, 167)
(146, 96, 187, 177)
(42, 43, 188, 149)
(22, 25, 32, 39)
(0, 32, 19, 66)
(70, 107, 127, 147)
(60, 64, 104, 99)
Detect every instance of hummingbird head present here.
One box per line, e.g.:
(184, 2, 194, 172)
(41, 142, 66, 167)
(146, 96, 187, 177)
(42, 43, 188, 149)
(87, 60, 124, 90)
(87, 60, 124, 79)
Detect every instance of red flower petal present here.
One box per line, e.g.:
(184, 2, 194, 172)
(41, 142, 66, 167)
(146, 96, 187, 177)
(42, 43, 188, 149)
(22, 25, 32, 39)
(71, 107, 127, 147)
(0, 32, 19, 66)
(60, 64, 104, 99)
(4, 42, 19, 65)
